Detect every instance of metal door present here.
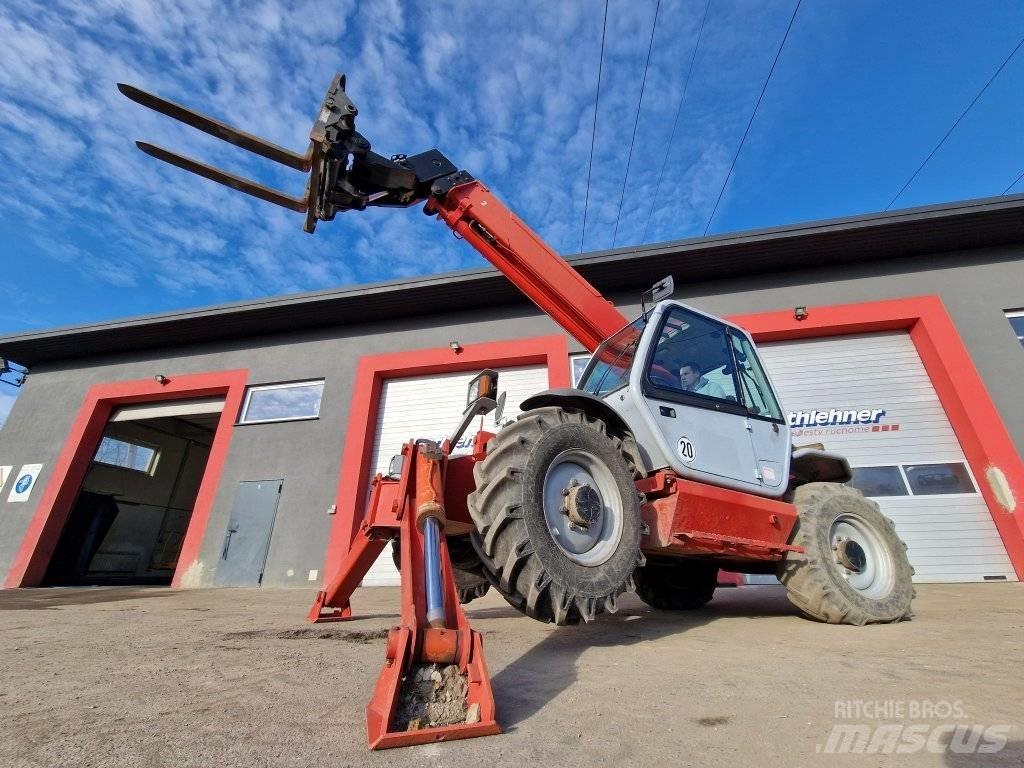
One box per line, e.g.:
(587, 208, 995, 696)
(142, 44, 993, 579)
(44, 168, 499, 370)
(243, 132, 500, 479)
(214, 480, 282, 587)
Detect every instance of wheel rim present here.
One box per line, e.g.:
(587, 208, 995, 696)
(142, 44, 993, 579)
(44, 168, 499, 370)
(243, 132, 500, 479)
(829, 514, 895, 599)
(542, 449, 624, 566)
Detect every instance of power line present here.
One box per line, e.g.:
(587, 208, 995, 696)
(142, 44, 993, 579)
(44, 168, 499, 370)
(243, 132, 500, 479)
(1003, 168, 1024, 195)
(612, 0, 662, 247)
(580, 0, 611, 254)
(642, 0, 712, 242)
(886, 35, 1024, 210)
(704, 0, 802, 236)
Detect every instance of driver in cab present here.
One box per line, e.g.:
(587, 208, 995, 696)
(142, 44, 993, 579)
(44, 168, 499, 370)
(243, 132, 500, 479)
(678, 361, 725, 399)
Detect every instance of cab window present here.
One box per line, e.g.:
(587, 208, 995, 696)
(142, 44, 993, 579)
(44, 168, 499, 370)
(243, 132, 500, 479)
(579, 318, 645, 397)
(645, 306, 739, 404)
(729, 332, 785, 422)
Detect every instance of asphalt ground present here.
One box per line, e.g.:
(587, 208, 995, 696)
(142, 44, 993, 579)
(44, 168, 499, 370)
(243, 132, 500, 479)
(0, 582, 1021, 767)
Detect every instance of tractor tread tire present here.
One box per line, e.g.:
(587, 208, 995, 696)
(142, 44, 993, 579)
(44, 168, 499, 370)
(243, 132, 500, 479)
(779, 482, 915, 625)
(634, 559, 719, 610)
(468, 406, 644, 625)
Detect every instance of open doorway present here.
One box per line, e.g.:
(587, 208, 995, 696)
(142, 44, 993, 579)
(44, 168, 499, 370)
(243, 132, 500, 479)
(43, 398, 222, 586)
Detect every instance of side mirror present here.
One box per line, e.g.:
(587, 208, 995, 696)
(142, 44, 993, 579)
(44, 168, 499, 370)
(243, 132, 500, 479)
(494, 391, 507, 425)
(642, 275, 674, 306)
(387, 454, 404, 479)
(466, 369, 499, 409)
(449, 369, 501, 448)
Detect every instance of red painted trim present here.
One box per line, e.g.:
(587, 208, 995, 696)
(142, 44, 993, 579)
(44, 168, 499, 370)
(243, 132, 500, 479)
(731, 296, 1024, 580)
(322, 335, 570, 578)
(3, 370, 249, 588)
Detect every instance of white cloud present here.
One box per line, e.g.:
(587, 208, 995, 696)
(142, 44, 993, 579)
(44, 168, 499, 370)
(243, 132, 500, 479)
(0, 0, 798, 331)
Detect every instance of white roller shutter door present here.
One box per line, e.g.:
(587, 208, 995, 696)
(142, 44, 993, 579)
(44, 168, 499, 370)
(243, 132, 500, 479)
(760, 331, 1015, 583)
(110, 397, 224, 421)
(361, 364, 551, 586)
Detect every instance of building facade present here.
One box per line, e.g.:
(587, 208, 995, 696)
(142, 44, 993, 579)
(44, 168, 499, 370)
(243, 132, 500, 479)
(1, 196, 1022, 591)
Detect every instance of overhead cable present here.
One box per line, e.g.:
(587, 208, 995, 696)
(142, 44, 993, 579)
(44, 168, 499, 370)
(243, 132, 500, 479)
(642, 0, 712, 243)
(703, 0, 802, 236)
(886, 35, 1024, 210)
(580, 0, 611, 254)
(1003, 168, 1024, 195)
(612, 0, 663, 247)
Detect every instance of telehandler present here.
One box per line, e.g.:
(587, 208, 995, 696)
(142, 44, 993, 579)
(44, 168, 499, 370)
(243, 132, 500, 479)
(121, 73, 914, 749)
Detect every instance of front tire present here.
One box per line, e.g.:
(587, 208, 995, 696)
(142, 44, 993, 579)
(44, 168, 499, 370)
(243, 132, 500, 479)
(468, 407, 644, 625)
(779, 482, 915, 625)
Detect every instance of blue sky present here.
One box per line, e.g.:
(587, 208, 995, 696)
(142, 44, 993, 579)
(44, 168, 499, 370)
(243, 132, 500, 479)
(1, 0, 1023, 424)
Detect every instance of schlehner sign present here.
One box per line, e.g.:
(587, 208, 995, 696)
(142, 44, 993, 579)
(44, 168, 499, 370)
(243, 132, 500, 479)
(788, 408, 900, 439)
(789, 408, 886, 427)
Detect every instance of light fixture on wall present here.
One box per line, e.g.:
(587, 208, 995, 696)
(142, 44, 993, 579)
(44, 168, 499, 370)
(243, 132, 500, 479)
(154, 374, 170, 385)
(794, 306, 809, 321)
(449, 341, 462, 353)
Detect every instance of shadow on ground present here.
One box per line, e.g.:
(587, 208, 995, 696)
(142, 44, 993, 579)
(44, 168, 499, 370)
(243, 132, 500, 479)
(488, 585, 800, 730)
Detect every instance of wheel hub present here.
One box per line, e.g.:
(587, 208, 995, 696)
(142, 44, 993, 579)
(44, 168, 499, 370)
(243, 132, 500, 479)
(829, 514, 896, 599)
(542, 449, 624, 567)
(835, 538, 867, 572)
(565, 483, 601, 529)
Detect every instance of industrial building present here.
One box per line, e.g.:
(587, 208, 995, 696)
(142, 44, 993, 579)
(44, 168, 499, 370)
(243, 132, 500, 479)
(1, 194, 1022, 592)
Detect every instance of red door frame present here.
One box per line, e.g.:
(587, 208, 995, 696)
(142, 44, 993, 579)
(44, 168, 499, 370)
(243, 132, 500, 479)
(731, 295, 1024, 580)
(3, 369, 249, 589)
(322, 335, 570, 578)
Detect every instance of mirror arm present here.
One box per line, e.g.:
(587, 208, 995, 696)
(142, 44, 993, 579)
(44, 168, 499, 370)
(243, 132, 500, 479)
(449, 397, 498, 449)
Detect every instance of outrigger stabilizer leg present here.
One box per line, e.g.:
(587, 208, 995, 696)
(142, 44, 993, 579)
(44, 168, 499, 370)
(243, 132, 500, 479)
(308, 439, 500, 749)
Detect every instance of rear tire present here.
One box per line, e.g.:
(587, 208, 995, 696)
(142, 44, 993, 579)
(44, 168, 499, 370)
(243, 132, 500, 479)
(468, 406, 644, 625)
(634, 558, 718, 610)
(778, 482, 915, 625)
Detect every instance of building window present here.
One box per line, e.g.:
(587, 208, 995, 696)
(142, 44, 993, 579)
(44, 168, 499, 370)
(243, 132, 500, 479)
(848, 466, 909, 497)
(903, 463, 976, 495)
(1007, 310, 1024, 349)
(94, 436, 159, 474)
(848, 463, 977, 497)
(239, 380, 324, 424)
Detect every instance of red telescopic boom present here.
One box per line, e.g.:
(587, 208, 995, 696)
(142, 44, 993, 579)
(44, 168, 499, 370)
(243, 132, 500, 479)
(118, 74, 629, 353)
(427, 181, 627, 351)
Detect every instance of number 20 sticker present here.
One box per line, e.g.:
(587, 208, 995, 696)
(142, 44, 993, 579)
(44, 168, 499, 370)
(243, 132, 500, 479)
(677, 437, 696, 463)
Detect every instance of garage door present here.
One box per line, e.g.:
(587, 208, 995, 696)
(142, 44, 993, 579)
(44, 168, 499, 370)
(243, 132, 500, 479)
(760, 331, 1016, 583)
(361, 364, 551, 586)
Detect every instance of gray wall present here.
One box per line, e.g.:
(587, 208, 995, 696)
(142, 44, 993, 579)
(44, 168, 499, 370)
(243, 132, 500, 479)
(0, 245, 1021, 588)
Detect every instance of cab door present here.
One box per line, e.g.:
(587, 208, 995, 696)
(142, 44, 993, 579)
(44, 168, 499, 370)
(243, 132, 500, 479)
(639, 304, 761, 490)
(729, 331, 789, 491)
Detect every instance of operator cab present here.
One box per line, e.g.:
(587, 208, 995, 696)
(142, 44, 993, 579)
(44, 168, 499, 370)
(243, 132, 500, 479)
(577, 300, 792, 498)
